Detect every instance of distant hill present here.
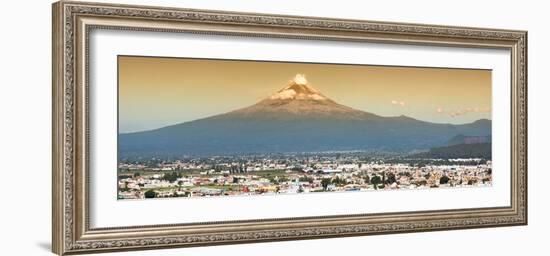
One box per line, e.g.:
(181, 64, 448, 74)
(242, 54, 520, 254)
(119, 74, 492, 158)
(447, 134, 491, 146)
(411, 143, 492, 159)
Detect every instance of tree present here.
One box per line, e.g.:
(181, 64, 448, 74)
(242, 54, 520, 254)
(120, 182, 130, 192)
(133, 172, 140, 178)
(321, 178, 332, 191)
(386, 172, 396, 184)
(371, 175, 382, 190)
(424, 173, 431, 180)
(163, 171, 180, 183)
(118, 174, 132, 180)
(177, 180, 184, 191)
(363, 174, 370, 184)
(333, 176, 346, 185)
(299, 176, 313, 183)
(440, 175, 450, 184)
(144, 190, 156, 198)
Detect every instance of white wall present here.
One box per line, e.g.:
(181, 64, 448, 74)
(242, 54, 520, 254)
(0, 0, 547, 255)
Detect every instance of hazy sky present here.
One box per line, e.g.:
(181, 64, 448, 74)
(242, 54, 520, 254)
(119, 56, 492, 133)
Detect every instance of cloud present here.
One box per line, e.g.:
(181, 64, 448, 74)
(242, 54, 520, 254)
(437, 106, 491, 117)
(391, 100, 406, 107)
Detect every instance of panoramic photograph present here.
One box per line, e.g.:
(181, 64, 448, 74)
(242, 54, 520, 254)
(117, 56, 492, 200)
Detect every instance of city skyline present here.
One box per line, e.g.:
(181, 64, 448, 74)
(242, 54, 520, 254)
(119, 56, 492, 133)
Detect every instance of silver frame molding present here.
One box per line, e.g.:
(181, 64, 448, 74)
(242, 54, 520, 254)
(52, 1, 527, 255)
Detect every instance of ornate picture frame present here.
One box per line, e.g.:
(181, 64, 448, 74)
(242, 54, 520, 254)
(52, 1, 527, 255)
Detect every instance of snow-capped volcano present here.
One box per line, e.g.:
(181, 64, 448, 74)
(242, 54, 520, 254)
(228, 74, 368, 118)
(268, 74, 328, 101)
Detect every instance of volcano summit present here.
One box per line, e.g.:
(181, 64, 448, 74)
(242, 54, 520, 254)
(119, 74, 491, 158)
(226, 74, 376, 120)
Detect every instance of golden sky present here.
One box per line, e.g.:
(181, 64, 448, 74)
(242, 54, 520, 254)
(119, 56, 492, 133)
